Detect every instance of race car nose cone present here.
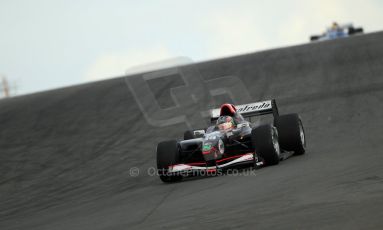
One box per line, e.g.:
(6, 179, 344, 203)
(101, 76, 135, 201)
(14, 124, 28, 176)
(202, 142, 219, 161)
(202, 143, 212, 155)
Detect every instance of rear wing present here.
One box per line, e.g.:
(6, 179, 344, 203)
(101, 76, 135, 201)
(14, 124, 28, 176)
(210, 99, 279, 123)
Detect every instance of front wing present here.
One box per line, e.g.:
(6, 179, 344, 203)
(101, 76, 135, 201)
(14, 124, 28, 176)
(168, 153, 264, 173)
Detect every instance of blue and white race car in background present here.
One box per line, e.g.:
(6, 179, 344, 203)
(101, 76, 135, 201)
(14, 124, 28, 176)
(310, 22, 363, 42)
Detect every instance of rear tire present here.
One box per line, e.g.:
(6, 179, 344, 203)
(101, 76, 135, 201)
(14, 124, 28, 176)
(251, 125, 280, 165)
(310, 35, 320, 41)
(354, 28, 364, 34)
(157, 140, 183, 182)
(183, 130, 195, 140)
(349, 27, 363, 35)
(274, 114, 306, 155)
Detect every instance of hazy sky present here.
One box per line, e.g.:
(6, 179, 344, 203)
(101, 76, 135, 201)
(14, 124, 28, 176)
(1, 0, 383, 95)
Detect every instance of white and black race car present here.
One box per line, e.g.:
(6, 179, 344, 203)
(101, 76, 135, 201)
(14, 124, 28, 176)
(156, 99, 306, 182)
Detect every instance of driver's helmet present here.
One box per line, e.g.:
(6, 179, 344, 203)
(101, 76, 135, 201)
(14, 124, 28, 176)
(217, 116, 235, 131)
(331, 22, 339, 30)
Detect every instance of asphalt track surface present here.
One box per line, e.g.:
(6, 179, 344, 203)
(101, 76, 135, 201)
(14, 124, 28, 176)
(1, 32, 383, 230)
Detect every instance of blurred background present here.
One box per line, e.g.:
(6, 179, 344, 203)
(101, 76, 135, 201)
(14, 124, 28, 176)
(1, 0, 383, 97)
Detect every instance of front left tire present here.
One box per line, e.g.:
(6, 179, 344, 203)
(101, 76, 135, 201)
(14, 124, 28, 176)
(251, 124, 281, 166)
(157, 140, 183, 182)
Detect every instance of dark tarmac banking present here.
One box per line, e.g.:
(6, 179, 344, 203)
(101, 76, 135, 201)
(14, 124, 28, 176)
(1, 32, 383, 229)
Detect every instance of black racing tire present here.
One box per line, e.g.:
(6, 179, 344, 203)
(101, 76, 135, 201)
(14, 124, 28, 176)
(183, 130, 195, 140)
(156, 140, 183, 182)
(274, 114, 306, 155)
(251, 125, 280, 165)
(310, 35, 320, 41)
(355, 28, 364, 34)
(353, 27, 363, 34)
(349, 27, 363, 35)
